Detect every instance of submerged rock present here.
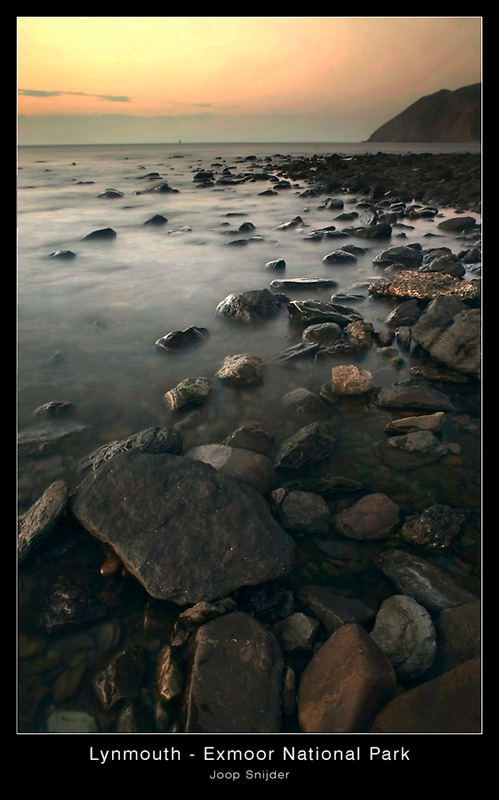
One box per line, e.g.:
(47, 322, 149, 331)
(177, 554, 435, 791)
(274, 422, 337, 469)
(216, 288, 285, 322)
(71, 450, 295, 604)
(186, 443, 275, 494)
(278, 490, 330, 535)
(333, 493, 399, 540)
(270, 277, 338, 290)
(98, 188, 124, 199)
(297, 585, 375, 633)
(224, 422, 274, 455)
(302, 322, 342, 346)
(18, 480, 68, 563)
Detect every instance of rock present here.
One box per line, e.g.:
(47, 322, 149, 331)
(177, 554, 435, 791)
(333, 493, 399, 540)
(93, 646, 146, 709)
(368, 270, 480, 301)
(258, 188, 278, 196)
(434, 601, 481, 673)
(239, 221, 256, 232)
(273, 342, 319, 362)
(274, 422, 337, 469)
(193, 170, 214, 183)
(287, 299, 363, 326)
(344, 320, 375, 349)
(178, 600, 234, 628)
(186, 444, 275, 495)
(265, 259, 286, 271)
(71, 450, 295, 604)
(400, 504, 466, 549)
(322, 249, 357, 263)
(385, 411, 445, 435)
(282, 387, 330, 418)
(224, 422, 274, 455)
(420, 254, 465, 278)
(225, 238, 248, 247)
(144, 214, 168, 226)
(302, 322, 342, 346)
(156, 645, 184, 702)
(215, 353, 265, 385)
(283, 666, 296, 716)
(297, 585, 375, 632)
(18, 420, 89, 457)
(46, 710, 99, 733)
(331, 365, 374, 395)
(373, 549, 478, 613)
(297, 623, 396, 732)
(270, 277, 338, 290)
(115, 701, 151, 733)
(410, 295, 481, 377)
(81, 227, 117, 240)
(51, 654, 87, 703)
(352, 222, 392, 239)
(77, 426, 183, 475)
(163, 377, 213, 411)
(32, 400, 74, 418)
(373, 245, 423, 268)
(437, 216, 478, 232)
(49, 250, 76, 259)
(278, 490, 330, 535)
(18, 480, 68, 563)
(273, 612, 319, 652)
(238, 582, 295, 622)
(386, 430, 448, 468)
(384, 298, 422, 328)
(216, 288, 285, 322)
(98, 188, 124, 198)
(155, 326, 209, 350)
(370, 595, 437, 681)
(371, 656, 480, 732)
(275, 215, 304, 230)
(183, 611, 284, 732)
(375, 379, 455, 411)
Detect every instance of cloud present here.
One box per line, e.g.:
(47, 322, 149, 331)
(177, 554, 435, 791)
(19, 89, 130, 102)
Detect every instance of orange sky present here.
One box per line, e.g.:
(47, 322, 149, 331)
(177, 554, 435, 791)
(17, 16, 482, 143)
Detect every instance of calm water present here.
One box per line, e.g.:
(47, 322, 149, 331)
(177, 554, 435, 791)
(17, 142, 481, 733)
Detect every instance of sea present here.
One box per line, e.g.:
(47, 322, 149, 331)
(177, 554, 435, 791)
(17, 141, 481, 733)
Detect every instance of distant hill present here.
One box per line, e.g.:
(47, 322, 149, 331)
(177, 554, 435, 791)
(367, 83, 481, 143)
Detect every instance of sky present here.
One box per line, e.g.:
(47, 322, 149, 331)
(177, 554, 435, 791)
(17, 16, 482, 145)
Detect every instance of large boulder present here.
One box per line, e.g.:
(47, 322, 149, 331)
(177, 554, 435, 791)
(410, 295, 481, 377)
(71, 450, 295, 604)
(183, 611, 284, 732)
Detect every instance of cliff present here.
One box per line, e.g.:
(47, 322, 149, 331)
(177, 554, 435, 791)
(367, 84, 481, 143)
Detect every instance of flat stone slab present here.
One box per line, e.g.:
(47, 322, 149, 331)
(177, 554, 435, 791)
(375, 380, 455, 411)
(71, 450, 294, 604)
(368, 270, 480, 301)
(183, 611, 284, 732)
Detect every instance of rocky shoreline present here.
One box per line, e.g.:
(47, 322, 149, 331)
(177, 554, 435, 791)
(18, 150, 481, 734)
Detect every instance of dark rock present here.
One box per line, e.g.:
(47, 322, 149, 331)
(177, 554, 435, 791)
(98, 188, 124, 199)
(282, 387, 330, 418)
(287, 299, 363, 327)
(224, 423, 274, 455)
(155, 326, 208, 350)
(371, 657, 481, 733)
(273, 612, 319, 652)
(298, 623, 396, 732)
(71, 450, 295, 604)
(373, 549, 478, 613)
(275, 216, 304, 230)
(278, 490, 330, 535)
(401, 505, 467, 549)
(238, 582, 295, 622)
(273, 342, 320, 362)
(225, 238, 248, 246)
(274, 422, 337, 469)
(385, 298, 422, 328)
(144, 214, 168, 226)
(216, 288, 285, 322)
(322, 249, 357, 263)
(352, 222, 392, 239)
(434, 602, 481, 673)
(270, 277, 338, 290)
(302, 322, 342, 346)
(81, 228, 117, 240)
(77, 426, 182, 475)
(93, 646, 146, 709)
(419, 254, 465, 278)
(18, 480, 68, 563)
(265, 259, 286, 271)
(410, 295, 480, 377)
(370, 595, 437, 681)
(49, 250, 76, 259)
(186, 444, 275, 495)
(33, 400, 74, 418)
(183, 611, 284, 732)
(258, 188, 278, 196)
(437, 216, 478, 232)
(375, 379, 455, 411)
(239, 221, 256, 232)
(297, 585, 375, 633)
(333, 493, 399, 540)
(373, 245, 423, 268)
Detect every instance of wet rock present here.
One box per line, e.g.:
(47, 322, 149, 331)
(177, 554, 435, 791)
(77, 426, 183, 475)
(352, 222, 392, 239)
(384, 411, 445, 435)
(239, 221, 256, 232)
(215, 353, 265, 385)
(193, 170, 214, 184)
(373, 245, 423, 268)
(298, 623, 396, 732)
(420, 254, 465, 278)
(178, 600, 235, 628)
(437, 216, 478, 232)
(275, 215, 304, 230)
(46, 710, 99, 733)
(183, 611, 284, 732)
(258, 188, 278, 196)
(371, 656, 480, 732)
(273, 612, 319, 652)
(384, 298, 422, 328)
(18, 480, 68, 563)
(375, 379, 455, 411)
(49, 249, 76, 259)
(155, 326, 209, 350)
(331, 365, 374, 395)
(297, 585, 375, 633)
(434, 601, 481, 673)
(322, 249, 357, 263)
(186, 444, 275, 495)
(163, 377, 213, 411)
(368, 270, 480, 302)
(224, 422, 274, 455)
(265, 259, 286, 271)
(302, 322, 342, 346)
(270, 277, 338, 290)
(71, 450, 295, 604)
(273, 341, 319, 362)
(278, 490, 330, 535)
(144, 214, 168, 226)
(287, 299, 363, 327)
(373, 549, 478, 613)
(32, 400, 74, 418)
(225, 238, 248, 247)
(81, 227, 117, 240)
(370, 595, 437, 681)
(93, 646, 146, 709)
(216, 288, 285, 322)
(274, 422, 337, 469)
(18, 419, 89, 456)
(410, 295, 481, 377)
(333, 493, 399, 540)
(282, 387, 330, 418)
(386, 430, 448, 467)
(344, 320, 375, 349)
(400, 504, 466, 549)
(156, 645, 184, 702)
(98, 188, 124, 199)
